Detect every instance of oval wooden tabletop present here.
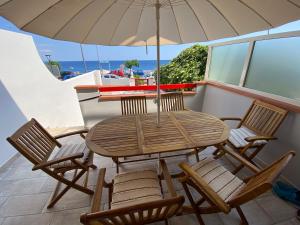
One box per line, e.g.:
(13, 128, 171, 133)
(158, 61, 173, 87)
(86, 111, 229, 157)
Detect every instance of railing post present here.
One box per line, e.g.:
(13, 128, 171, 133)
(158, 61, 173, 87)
(239, 41, 255, 87)
(204, 46, 212, 80)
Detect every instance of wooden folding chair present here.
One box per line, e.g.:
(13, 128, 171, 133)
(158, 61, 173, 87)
(179, 148, 295, 225)
(7, 118, 97, 208)
(80, 159, 184, 225)
(216, 100, 288, 173)
(119, 95, 149, 167)
(161, 92, 185, 112)
(160, 92, 201, 162)
(121, 95, 147, 115)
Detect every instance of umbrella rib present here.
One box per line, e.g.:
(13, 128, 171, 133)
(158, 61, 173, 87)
(206, 0, 239, 35)
(52, 0, 97, 39)
(109, 0, 135, 45)
(238, 0, 273, 27)
(18, 0, 63, 29)
(168, 0, 183, 43)
(183, 0, 208, 41)
(0, 0, 13, 7)
(287, 0, 300, 8)
(133, 0, 147, 44)
(82, 0, 118, 43)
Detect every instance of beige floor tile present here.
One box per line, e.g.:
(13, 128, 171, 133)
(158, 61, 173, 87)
(275, 220, 295, 225)
(49, 211, 82, 225)
(40, 177, 59, 194)
(169, 214, 224, 225)
(0, 197, 7, 207)
(220, 201, 273, 225)
(43, 187, 93, 212)
(0, 136, 299, 225)
(0, 193, 50, 217)
(0, 181, 13, 197)
(291, 218, 300, 225)
(0, 169, 13, 181)
(218, 211, 240, 225)
(1, 167, 45, 181)
(5, 156, 32, 169)
(2, 213, 53, 225)
(256, 194, 297, 223)
(150, 222, 165, 225)
(14, 177, 47, 195)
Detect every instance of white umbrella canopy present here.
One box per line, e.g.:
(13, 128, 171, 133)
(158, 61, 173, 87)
(1, 0, 300, 46)
(1, 0, 300, 126)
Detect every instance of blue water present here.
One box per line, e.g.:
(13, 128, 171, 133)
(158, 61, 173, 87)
(59, 60, 170, 74)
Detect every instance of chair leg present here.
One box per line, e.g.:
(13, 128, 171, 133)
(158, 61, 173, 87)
(90, 164, 97, 169)
(164, 219, 169, 225)
(181, 181, 206, 225)
(112, 157, 119, 173)
(212, 148, 220, 156)
(236, 206, 249, 225)
(47, 169, 93, 208)
(233, 146, 263, 174)
(232, 164, 244, 174)
(194, 148, 200, 162)
(116, 159, 119, 173)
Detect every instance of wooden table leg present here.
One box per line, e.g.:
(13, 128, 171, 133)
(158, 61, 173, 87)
(112, 157, 119, 173)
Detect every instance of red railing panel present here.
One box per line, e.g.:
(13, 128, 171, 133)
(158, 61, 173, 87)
(98, 83, 196, 92)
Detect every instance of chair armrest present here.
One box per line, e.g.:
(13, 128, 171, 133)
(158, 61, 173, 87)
(32, 152, 84, 170)
(245, 136, 277, 142)
(222, 145, 260, 173)
(160, 159, 177, 197)
(220, 117, 242, 122)
(179, 162, 230, 213)
(54, 129, 89, 139)
(91, 168, 106, 213)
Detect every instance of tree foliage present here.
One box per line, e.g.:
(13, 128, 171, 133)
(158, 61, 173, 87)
(124, 59, 139, 69)
(47, 60, 61, 70)
(155, 44, 208, 84)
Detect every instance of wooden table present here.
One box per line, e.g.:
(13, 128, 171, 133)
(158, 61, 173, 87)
(86, 111, 229, 163)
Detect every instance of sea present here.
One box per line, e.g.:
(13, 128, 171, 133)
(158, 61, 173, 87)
(59, 60, 170, 74)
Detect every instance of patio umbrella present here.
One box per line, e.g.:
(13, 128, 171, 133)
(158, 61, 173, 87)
(1, 0, 300, 126)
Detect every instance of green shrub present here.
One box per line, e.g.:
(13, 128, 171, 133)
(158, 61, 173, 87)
(155, 44, 208, 84)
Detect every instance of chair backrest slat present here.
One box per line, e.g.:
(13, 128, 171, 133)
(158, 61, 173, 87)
(161, 92, 184, 112)
(229, 151, 295, 207)
(7, 119, 58, 165)
(241, 100, 287, 136)
(121, 96, 147, 115)
(81, 196, 184, 225)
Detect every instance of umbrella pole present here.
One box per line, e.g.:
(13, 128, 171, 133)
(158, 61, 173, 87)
(156, 1, 161, 127)
(80, 44, 88, 73)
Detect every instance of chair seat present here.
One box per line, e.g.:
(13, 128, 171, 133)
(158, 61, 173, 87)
(48, 142, 90, 170)
(229, 126, 268, 148)
(111, 170, 162, 209)
(192, 156, 245, 202)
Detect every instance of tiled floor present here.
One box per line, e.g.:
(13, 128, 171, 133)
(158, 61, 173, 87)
(0, 135, 299, 225)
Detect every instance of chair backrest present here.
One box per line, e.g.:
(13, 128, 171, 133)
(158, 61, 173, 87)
(7, 119, 59, 165)
(80, 196, 184, 225)
(161, 92, 184, 112)
(229, 151, 295, 207)
(121, 96, 147, 115)
(240, 100, 288, 136)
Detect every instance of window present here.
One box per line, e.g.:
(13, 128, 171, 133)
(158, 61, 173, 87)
(245, 37, 300, 101)
(208, 42, 249, 85)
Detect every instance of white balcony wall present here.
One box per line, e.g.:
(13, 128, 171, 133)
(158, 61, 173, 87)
(201, 85, 300, 188)
(78, 92, 202, 127)
(0, 29, 96, 166)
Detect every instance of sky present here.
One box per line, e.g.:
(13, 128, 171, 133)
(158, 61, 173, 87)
(0, 16, 300, 62)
